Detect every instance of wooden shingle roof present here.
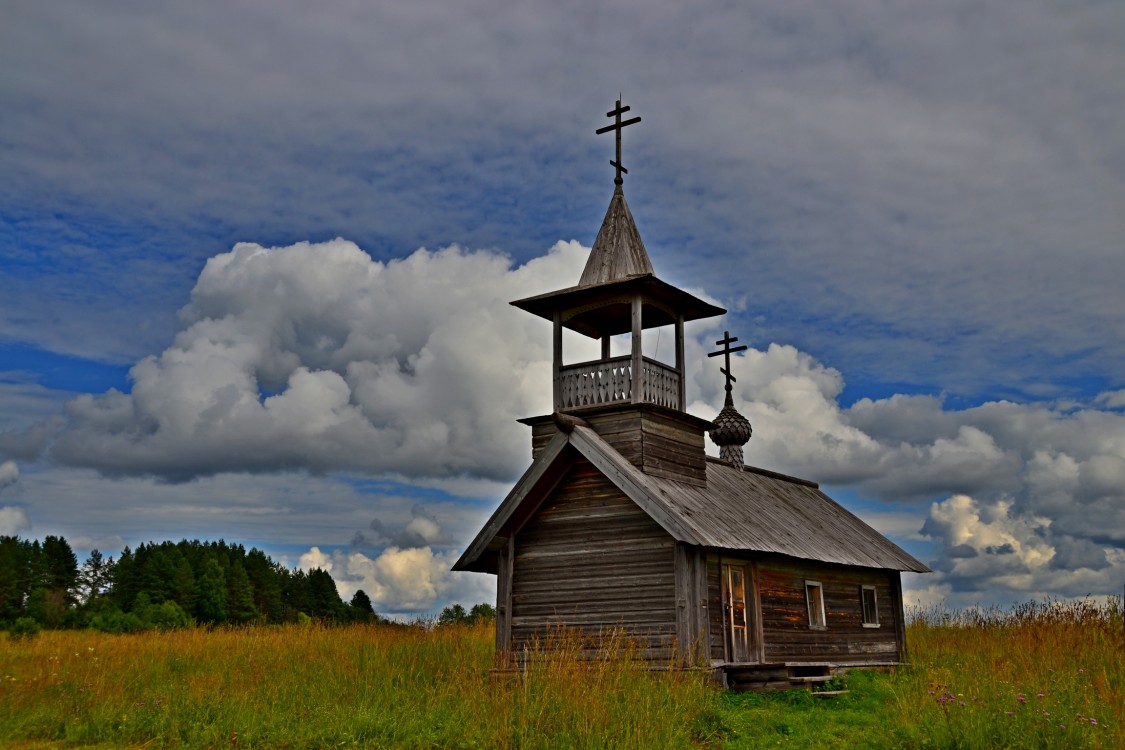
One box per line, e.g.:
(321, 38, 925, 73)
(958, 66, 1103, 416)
(578, 185, 654, 286)
(453, 425, 930, 574)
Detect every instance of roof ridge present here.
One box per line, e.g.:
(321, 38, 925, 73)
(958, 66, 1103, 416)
(705, 456, 819, 488)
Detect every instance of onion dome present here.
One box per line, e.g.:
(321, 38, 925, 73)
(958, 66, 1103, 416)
(709, 391, 752, 469)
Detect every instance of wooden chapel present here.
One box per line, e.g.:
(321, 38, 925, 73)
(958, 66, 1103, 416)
(452, 100, 929, 690)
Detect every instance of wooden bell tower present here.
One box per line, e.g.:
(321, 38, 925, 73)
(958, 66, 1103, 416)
(511, 99, 724, 416)
(511, 99, 725, 486)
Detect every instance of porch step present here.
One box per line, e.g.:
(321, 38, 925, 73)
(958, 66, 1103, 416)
(789, 675, 833, 684)
(812, 690, 849, 698)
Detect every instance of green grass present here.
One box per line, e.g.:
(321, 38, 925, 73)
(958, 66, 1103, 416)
(1, 597, 1120, 749)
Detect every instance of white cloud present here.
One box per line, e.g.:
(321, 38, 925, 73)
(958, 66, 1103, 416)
(6, 239, 586, 482)
(918, 493, 1122, 602)
(0, 227, 1121, 608)
(685, 341, 1125, 601)
(300, 544, 495, 617)
(0, 506, 30, 535)
(1096, 389, 1125, 409)
(298, 546, 333, 574)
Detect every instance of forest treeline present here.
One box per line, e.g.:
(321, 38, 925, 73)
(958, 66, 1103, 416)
(0, 535, 383, 633)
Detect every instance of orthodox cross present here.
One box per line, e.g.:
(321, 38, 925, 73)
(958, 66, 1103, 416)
(596, 98, 641, 185)
(708, 331, 748, 394)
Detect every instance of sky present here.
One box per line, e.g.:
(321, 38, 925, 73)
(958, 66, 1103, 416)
(2, 0, 1123, 618)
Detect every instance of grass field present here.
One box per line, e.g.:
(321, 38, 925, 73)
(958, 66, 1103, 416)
(1, 598, 1120, 749)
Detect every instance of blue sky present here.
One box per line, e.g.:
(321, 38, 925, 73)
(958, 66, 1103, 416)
(2, 0, 1123, 616)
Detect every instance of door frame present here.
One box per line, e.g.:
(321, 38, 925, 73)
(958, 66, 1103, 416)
(721, 560, 752, 663)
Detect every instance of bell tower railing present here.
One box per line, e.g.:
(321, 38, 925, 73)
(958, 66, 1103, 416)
(556, 355, 682, 411)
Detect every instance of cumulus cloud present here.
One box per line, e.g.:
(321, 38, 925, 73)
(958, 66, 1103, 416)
(682, 342, 1125, 601)
(299, 544, 493, 616)
(919, 494, 1121, 601)
(2, 237, 1122, 605)
(689, 347, 1125, 521)
(2, 239, 587, 482)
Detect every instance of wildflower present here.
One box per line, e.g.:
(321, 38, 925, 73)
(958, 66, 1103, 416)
(1090, 718, 1098, 726)
(1006, 712, 1015, 716)
(1037, 693, 1045, 698)
(1017, 695, 1027, 704)
(1078, 668, 1085, 673)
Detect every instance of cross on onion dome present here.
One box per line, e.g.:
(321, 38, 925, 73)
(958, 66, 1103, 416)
(596, 98, 641, 186)
(708, 331, 748, 395)
(707, 330, 752, 468)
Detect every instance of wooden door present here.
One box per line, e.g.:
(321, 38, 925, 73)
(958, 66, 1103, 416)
(722, 563, 751, 663)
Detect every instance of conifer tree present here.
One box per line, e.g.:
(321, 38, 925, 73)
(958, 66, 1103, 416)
(77, 549, 115, 606)
(195, 558, 228, 624)
(226, 560, 257, 623)
(350, 589, 374, 617)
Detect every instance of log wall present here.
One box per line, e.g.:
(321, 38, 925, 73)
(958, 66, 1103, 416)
(526, 406, 707, 485)
(704, 555, 903, 664)
(509, 459, 677, 661)
(755, 558, 901, 663)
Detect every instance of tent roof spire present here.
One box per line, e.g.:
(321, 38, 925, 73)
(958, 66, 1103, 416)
(580, 97, 654, 287)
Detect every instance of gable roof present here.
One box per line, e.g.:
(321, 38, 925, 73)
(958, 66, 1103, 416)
(453, 425, 930, 574)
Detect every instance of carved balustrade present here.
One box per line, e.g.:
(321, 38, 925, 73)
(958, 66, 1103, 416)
(556, 355, 681, 411)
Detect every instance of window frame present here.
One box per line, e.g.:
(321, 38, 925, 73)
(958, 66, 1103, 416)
(861, 584, 880, 628)
(804, 580, 826, 630)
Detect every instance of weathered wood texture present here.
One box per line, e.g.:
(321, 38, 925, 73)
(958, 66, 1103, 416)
(673, 543, 710, 664)
(556, 355, 681, 412)
(495, 538, 514, 654)
(526, 407, 708, 485)
(754, 558, 901, 663)
(578, 185, 654, 287)
(509, 460, 677, 661)
(706, 556, 726, 662)
(584, 408, 706, 485)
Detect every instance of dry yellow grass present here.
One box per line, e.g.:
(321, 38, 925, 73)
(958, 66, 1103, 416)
(1, 598, 1121, 749)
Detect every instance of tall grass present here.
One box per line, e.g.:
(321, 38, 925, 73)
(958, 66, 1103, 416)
(1, 597, 1120, 749)
(0, 622, 716, 749)
(884, 597, 1123, 749)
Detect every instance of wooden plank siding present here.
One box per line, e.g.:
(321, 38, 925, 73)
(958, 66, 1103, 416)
(509, 459, 678, 661)
(673, 543, 710, 665)
(525, 405, 708, 485)
(755, 557, 901, 663)
(706, 556, 726, 663)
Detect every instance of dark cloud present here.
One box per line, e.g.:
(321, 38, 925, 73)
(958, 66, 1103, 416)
(2, 0, 1124, 610)
(947, 544, 978, 559)
(2, 0, 1123, 395)
(1049, 536, 1111, 572)
(368, 504, 450, 549)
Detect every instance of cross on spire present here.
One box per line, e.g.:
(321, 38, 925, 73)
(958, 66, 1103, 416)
(595, 98, 641, 186)
(708, 331, 748, 394)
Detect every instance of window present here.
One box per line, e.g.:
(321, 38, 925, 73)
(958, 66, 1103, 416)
(805, 581, 826, 629)
(861, 585, 880, 627)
